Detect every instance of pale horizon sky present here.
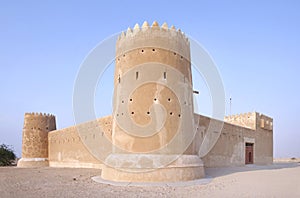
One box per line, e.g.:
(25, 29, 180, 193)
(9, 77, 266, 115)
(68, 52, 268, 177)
(0, 1, 299, 158)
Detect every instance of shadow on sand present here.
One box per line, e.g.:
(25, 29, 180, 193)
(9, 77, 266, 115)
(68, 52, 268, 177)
(205, 162, 300, 178)
(92, 162, 299, 187)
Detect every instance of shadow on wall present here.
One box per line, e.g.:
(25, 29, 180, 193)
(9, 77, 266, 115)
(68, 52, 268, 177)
(205, 162, 300, 178)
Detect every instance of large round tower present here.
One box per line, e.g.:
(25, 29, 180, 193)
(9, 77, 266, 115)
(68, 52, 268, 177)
(17, 112, 56, 167)
(102, 21, 204, 182)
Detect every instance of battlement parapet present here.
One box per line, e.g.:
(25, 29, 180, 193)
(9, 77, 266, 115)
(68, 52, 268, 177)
(225, 112, 273, 131)
(23, 112, 56, 132)
(225, 112, 256, 130)
(25, 112, 55, 118)
(116, 21, 190, 61)
(225, 112, 255, 119)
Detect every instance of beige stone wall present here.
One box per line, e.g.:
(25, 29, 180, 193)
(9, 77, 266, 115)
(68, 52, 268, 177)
(48, 116, 112, 168)
(114, 47, 192, 85)
(201, 113, 273, 167)
(184, 114, 209, 155)
(21, 113, 56, 158)
(46, 112, 273, 168)
(254, 113, 273, 164)
(256, 113, 273, 131)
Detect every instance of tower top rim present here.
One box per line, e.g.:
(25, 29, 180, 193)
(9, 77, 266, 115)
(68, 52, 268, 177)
(116, 21, 190, 60)
(25, 112, 55, 118)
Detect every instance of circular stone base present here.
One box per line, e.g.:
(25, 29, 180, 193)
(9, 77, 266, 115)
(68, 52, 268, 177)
(101, 154, 205, 182)
(17, 158, 49, 167)
(92, 175, 212, 187)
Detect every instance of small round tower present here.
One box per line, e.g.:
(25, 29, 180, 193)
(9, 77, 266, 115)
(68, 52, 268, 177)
(17, 112, 56, 167)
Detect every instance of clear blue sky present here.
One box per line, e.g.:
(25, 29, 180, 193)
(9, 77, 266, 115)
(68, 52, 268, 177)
(0, 1, 299, 158)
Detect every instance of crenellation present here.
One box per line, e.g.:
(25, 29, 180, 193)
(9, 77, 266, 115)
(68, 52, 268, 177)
(142, 21, 150, 29)
(117, 21, 190, 61)
(133, 23, 140, 34)
(224, 112, 257, 130)
(25, 112, 55, 118)
(161, 22, 168, 30)
(151, 21, 159, 28)
(126, 27, 132, 36)
(224, 112, 273, 131)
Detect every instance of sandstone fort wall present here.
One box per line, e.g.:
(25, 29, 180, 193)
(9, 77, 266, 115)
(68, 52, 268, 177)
(206, 112, 273, 167)
(46, 113, 272, 168)
(48, 116, 112, 168)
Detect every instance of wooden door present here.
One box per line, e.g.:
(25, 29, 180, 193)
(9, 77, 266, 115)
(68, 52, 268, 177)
(245, 143, 254, 164)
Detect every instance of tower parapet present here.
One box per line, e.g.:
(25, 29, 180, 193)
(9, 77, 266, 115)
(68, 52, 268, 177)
(17, 112, 56, 167)
(116, 21, 190, 61)
(114, 21, 192, 87)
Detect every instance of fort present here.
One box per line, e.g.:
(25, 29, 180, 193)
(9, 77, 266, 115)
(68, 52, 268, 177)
(17, 21, 273, 183)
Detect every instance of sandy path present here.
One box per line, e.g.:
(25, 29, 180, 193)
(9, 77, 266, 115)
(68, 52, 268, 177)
(1, 163, 299, 198)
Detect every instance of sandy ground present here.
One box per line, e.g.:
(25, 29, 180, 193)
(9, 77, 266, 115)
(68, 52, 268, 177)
(1, 162, 300, 198)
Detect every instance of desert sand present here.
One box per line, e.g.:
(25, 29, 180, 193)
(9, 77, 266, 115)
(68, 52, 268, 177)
(1, 161, 299, 198)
